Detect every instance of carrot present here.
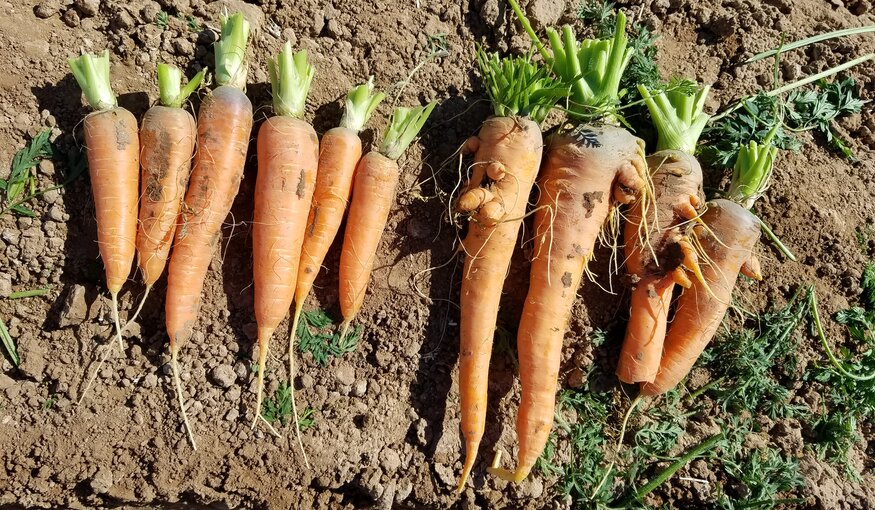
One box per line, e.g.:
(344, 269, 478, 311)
(456, 48, 568, 492)
(251, 43, 317, 462)
(336, 102, 436, 342)
(640, 198, 762, 395)
(164, 12, 253, 449)
(127, 64, 205, 326)
(68, 50, 139, 401)
(288, 79, 384, 384)
(617, 84, 711, 384)
(488, 6, 647, 483)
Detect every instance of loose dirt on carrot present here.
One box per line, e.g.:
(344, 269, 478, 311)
(0, 0, 874, 509)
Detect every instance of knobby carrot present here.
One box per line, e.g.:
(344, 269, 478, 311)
(68, 50, 139, 402)
(288, 79, 384, 385)
(251, 43, 317, 466)
(641, 198, 762, 395)
(617, 84, 711, 384)
(164, 12, 253, 449)
(128, 64, 204, 325)
(337, 102, 437, 341)
(489, 6, 647, 483)
(456, 48, 568, 492)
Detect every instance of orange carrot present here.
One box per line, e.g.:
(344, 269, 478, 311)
(68, 50, 139, 402)
(641, 199, 762, 396)
(129, 64, 204, 325)
(288, 79, 384, 384)
(336, 102, 436, 342)
(456, 49, 568, 492)
(488, 7, 646, 483)
(251, 43, 317, 465)
(617, 84, 711, 384)
(164, 13, 253, 449)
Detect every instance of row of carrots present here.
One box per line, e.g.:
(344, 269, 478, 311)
(454, 2, 769, 491)
(70, 12, 435, 453)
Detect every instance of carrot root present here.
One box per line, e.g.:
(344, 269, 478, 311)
(337, 320, 352, 347)
(456, 446, 478, 494)
(286, 308, 310, 469)
(110, 292, 124, 351)
(171, 346, 197, 450)
(121, 285, 151, 337)
(251, 334, 269, 429)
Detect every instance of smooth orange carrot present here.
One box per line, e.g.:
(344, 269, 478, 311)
(641, 199, 762, 396)
(337, 102, 436, 341)
(128, 64, 203, 326)
(68, 50, 139, 403)
(251, 43, 317, 467)
(288, 79, 384, 384)
(164, 12, 253, 449)
(502, 125, 646, 483)
(617, 84, 711, 384)
(456, 49, 568, 492)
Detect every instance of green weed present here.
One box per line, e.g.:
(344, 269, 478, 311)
(297, 309, 359, 366)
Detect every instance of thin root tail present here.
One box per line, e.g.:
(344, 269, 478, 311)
(171, 347, 197, 451)
(288, 308, 310, 470)
(251, 339, 268, 430)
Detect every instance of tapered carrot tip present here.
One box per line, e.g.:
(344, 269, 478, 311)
(462, 135, 480, 154)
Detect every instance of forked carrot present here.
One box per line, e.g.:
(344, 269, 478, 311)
(164, 12, 253, 449)
(456, 48, 568, 492)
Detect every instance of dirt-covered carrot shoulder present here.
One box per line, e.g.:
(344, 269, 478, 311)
(337, 101, 436, 341)
(617, 83, 711, 384)
(455, 48, 568, 492)
(488, 5, 647, 483)
(164, 12, 253, 449)
(68, 50, 139, 400)
(252, 43, 318, 456)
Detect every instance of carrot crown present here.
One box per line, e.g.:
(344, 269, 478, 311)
(475, 47, 568, 123)
(157, 63, 206, 109)
(68, 50, 117, 111)
(379, 102, 437, 161)
(509, 0, 632, 121)
(729, 135, 778, 209)
(214, 12, 250, 89)
(638, 82, 711, 153)
(268, 42, 314, 118)
(340, 78, 385, 133)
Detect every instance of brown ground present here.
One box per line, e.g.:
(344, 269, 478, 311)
(0, 0, 874, 508)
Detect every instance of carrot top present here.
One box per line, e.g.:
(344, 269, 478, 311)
(157, 63, 206, 109)
(214, 12, 250, 89)
(379, 102, 437, 161)
(728, 136, 778, 209)
(340, 78, 385, 133)
(509, 0, 632, 122)
(68, 50, 117, 111)
(638, 83, 711, 153)
(475, 47, 568, 123)
(268, 41, 314, 118)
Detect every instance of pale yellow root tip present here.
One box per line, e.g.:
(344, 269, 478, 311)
(485, 450, 521, 482)
(337, 319, 352, 346)
(171, 347, 197, 451)
(288, 306, 310, 470)
(251, 338, 268, 430)
(456, 454, 476, 494)
(120, 285, 151, 337)
(110, 292, 124, 351)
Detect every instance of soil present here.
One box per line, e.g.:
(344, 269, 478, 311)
(0, 0, 874, 509)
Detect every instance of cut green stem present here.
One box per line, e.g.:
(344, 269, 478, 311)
(214, 12, 250, 89)
(340, 78, 385, 133)
(68, 50, 117, 111)
(638, 83, 711, 153)
(157, 63, 206, 109)
(475, 47, 568, 123)
(746, 25, 875, 63)
(379, 102, 437, 161)
(268, 42, 314, 118)
(728, 137, 778, 209)
(809, 290, 875, 382)
(758, 217, 797, 262)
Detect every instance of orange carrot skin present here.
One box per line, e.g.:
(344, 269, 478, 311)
(136, 106, 197, 286)
(296, 126, 362, 305)
(511, 125, 646, 481)
(458, 116, 544, 485)
(253, 116, 318, 338)
(617, 151, 704, 383)
(338, 151, 398, 321)
(83, 108, 140, 295)
(641, 199, 762, 396)
(165, 85, 253, 348)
